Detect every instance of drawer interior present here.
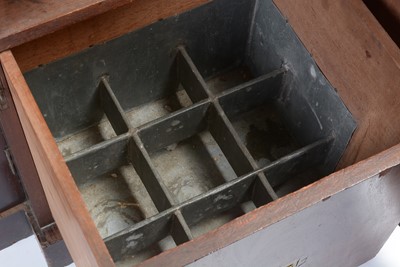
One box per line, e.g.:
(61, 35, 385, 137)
(22, 0, 356, 264)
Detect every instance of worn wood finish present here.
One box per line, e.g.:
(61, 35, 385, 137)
(188, 166, 400, 267)
(272, 0, 400, 168)
(0, 65, 52, 226)
(142, 144, 400, 267)
(0, 0, 133, 52)
(0, 51, 114, 267)
(12, 0, 210, 72)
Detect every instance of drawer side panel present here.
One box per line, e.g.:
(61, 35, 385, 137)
(0, 50, 114, 267)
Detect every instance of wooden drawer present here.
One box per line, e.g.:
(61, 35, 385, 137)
(1, 0, 400, 266)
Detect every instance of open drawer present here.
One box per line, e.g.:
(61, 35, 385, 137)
(1, 0, 400, 266)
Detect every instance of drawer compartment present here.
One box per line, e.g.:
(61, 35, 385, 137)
(20, 0, 355, 264)
(5, 0, 400, 266)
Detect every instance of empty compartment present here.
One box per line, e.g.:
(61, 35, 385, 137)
(65, 136, 159, 238)
(218, 70, 299, 166)
(137, 102, 245, 204)
(105, 211, 181, 264)
(181, 179, 258, 239)
(206, 65, 255, 95)
(121, 47, 212, 129)
(27, 72, 130, 158)
(217, 68, 344, 191)
(21, 0, 356, 265)
(255, 138, 332, 196)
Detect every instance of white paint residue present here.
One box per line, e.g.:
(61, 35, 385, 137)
(126, 240, 137, 249)
(125, 233, 144, 250)
(213, 194, 233, 203)
(126, 233, 143, 242)
(310, 65, 317, 79)
(319, 77, 327, 85)
(171, 120, 181, 127)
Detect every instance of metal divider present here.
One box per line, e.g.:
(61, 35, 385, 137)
(103, 138, 329, 260)
(128, 135, 175, 211)
(207, 104, 255, 177)
(105, 210, 173, 260)
(177, 46, 211, 102)
(137, 102, 211, 154)
(212, 102, 278, 202)
(64, 46, 335, 261)
(263, 138, 332, 188)
(171, 210, 194, 245)
(214, 71, 286, 203)
(66, 134, 130, 185)
(98, 77, 130, 135)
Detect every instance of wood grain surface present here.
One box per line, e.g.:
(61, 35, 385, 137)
(0, 64, 53, 226)
(0, 51, 114, 267)
(0, 0, 133, 52)
(12, 0, 210, 72)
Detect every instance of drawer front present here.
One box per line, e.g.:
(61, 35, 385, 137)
(187, 165, 400, 267)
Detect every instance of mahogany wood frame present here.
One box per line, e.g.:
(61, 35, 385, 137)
(0, 65, 53, 227)
(1, 0, 399, 266)
(0, 0, 133, 51)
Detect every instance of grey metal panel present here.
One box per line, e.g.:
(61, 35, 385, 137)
(0, 130, 25, 212)
(245, 0, 356, 171)
(43, 240, 73, 267)
(0, 211, 33, 251)
(24, 0, 254, 139)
